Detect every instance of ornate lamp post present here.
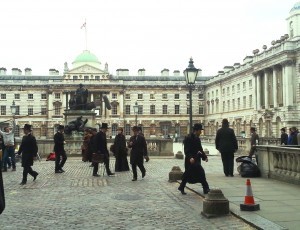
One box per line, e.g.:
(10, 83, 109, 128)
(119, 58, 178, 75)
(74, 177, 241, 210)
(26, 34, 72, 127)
(10, 100, 17, 116)
(184, 58, 199, 133)
(133, 101, 139, 126)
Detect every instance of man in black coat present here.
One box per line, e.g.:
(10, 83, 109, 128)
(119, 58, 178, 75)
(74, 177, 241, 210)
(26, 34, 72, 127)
(128, 126, 148, 181)
(16, 124, 38, 185)
(54, 125, 67, 173)
(178, 123, 210, 195)
(215, 119, 238, 177)
(92, 123, 114, 177)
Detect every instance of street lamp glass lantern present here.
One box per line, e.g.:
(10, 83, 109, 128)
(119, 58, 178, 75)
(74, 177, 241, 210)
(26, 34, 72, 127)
(184, 58, 199, 84)
(133, 102, 139, 114)
(10, 100, 17, 115)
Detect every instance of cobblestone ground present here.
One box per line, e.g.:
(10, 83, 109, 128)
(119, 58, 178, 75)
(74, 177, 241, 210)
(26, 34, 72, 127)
(1, 158, 255, 230)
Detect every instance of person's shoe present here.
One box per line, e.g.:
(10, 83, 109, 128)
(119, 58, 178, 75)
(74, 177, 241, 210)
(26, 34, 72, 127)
(108, 172, 115, 176)
(60, 169, 65, 172)
(12, 168, 16, 171)
(33, 172, 39, 181)
(93, 174, 100, 177)
(225, 174, 229, 177)
(19, 181, 26, 185)
(203, 188, 210, 194)
(132, 178, 137, 181)
(178, 186, 187, 195)
(55, 170, 63, 173)
(229, 174, 234, 177)
(142, 171, 146, 179)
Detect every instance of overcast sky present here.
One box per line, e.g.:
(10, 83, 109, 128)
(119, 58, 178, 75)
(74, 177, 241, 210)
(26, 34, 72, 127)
(0, 0, 297, 76)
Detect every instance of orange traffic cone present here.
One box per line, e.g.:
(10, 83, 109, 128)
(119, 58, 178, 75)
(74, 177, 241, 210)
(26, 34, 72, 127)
(240, 179, 260, 211)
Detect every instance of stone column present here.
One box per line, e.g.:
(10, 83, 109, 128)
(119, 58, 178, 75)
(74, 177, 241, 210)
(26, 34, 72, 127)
(256, 73, 261, 110)
(119, 92, 124, 117)
(253, 74, 257, 110)
(48, 91, 53, 117)
(264, 70, 269, 109)
(283, 61, 294, 106)
(272, 67, 278, 108)
(90, 92, 94, 102)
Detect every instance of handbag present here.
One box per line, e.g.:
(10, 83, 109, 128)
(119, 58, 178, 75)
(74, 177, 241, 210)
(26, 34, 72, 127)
(92, 152, 105, 163)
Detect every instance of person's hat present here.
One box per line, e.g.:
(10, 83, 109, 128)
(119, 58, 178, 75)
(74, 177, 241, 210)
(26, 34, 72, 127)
(23, 124, 32, 131)
(132, 126, 139, 131)
(58, 125, 64, 130)
(100, 123, 109, 129)
(193, 123, 204, 131)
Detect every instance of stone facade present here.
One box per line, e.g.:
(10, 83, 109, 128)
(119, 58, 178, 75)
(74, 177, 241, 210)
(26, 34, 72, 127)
(0, 2, 300, 141)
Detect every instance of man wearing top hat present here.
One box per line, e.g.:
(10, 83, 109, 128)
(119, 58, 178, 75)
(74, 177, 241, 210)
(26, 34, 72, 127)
(178, 123, 210, 195)
(16, 124, 39, 185)
(54, 125, 67, 173)
(93, 123, 114, 176)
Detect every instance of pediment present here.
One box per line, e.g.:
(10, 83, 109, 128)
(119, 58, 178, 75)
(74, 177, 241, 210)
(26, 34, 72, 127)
(67, 64, 108, 75)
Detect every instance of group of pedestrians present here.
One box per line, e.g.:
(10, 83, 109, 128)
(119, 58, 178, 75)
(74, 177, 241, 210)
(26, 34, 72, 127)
(281, 126, 300, 145)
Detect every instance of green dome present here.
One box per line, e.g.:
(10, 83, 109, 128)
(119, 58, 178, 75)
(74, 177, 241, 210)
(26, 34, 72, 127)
(72, 50, 101, 68)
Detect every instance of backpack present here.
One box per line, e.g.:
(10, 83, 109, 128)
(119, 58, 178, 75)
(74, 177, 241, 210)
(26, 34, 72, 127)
(46, 152, 56, 161)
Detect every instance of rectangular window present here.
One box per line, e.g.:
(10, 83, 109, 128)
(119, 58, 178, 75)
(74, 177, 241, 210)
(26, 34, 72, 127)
(243, 96, 246, 108)
(41, 107, 47, 115)
(162, 105, 168, 114)
(112, 93, 117, 99)
(1, 94, 6, 99)
(1, 106, 6, 115)
(243, 81, 246, 89)
(232, 99, 235, 110)
(187, 106, 190, 114)
(216, 90, 218, 97)
(54, 105, 60, 115)
(207, 93, 210, 99)
(84, 75, 89, 80)
(112, 104, 117, 115)
(28, 107, 33, 115)
(125, 124, 131, 136)
(55, 93, 60, 99)
(28, 94, 33, 99)
(237, 98, 240, 109)
(95, 76, 100, 80)
(249, 80, 252, 88)
(150, 105, 155, 114)
(175, 105, 180, 114)
(227, 87, 230, 95)
(125, 94, 130, 100)
(174, 94, 180, 99)
(138, 105, 143, 114)
(162, 94, 168, 100)
(223, 101, 225, 111)
(150, 94, 155, 100)
(41, 94, 47, 99)
(232, 86, 235, 94)
(73, 76, 78, 80)
(15, 106, 20, 115)
(138, 94, 143, 99)
(227, 100, 230, 111)
(222, 88, 225, 96)
(237, 84, 240, 91)
(249, 95, 253, 108)
(15, 94, 20, 100)
(187, 94, 190, 100)
(199, 106, 204, 115)
(125, 105, 130, 115)
(198, 93, 204, 100)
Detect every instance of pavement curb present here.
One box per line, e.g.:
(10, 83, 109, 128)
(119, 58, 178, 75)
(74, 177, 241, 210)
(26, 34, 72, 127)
(178, 181, 287, 230)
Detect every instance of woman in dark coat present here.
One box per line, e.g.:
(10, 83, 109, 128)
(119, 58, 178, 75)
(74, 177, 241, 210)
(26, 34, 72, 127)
(16, 124, 38, 185)
(113, 128, 129, 172)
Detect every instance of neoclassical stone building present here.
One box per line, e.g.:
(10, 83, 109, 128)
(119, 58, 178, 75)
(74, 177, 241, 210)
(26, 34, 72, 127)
(0, 2, 299, 140)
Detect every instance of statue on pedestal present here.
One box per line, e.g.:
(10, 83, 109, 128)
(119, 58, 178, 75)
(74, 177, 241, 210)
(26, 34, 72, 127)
(68, 84, 96, 110)
(64, 116, 88, 135)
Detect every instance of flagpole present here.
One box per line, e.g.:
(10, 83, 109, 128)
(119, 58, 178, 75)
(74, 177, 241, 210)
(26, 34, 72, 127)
(84, 19, 87, 50)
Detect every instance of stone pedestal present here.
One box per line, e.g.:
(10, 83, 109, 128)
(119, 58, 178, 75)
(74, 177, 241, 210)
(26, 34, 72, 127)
(201, 189, 230, 218)
(168, 166, 183, 182)
(64, 110, 97, 129)
(175, 151, 184, 159)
